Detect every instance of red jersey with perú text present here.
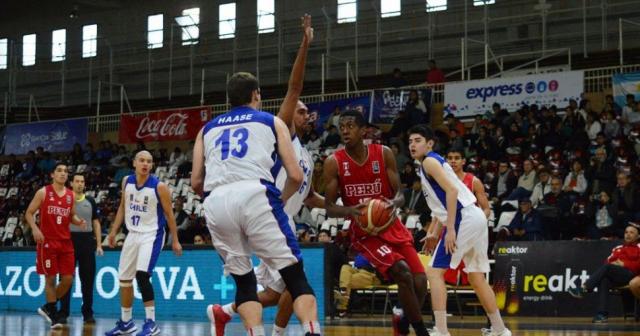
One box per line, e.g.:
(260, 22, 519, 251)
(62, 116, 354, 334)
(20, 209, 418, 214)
(334, 144, 413, 244)
(39, 184, 74, 240)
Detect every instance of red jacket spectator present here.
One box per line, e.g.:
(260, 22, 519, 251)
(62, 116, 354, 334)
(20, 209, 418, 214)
(606, 242, 640, 275)
(426, 59, 445, 84)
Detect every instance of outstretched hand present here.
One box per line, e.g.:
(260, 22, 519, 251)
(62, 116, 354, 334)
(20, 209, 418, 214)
(301, 14, 314, 44)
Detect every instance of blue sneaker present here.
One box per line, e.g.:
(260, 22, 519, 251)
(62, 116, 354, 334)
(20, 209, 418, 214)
(136, 319, 160, 336)
(105, 319, 137, 335)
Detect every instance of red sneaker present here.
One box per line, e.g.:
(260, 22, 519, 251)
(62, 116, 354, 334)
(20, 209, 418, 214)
(207, 304, 231, 336)
(392, 312, 408, 336)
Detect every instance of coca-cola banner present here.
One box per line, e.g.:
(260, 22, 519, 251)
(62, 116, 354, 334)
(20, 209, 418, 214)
(492, 241, 622, 317)
(118, 106, 211, 143)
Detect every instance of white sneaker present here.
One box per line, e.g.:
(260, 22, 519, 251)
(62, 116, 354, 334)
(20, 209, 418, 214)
(481, 327, 512, 336)
(428, 327, 451, 336)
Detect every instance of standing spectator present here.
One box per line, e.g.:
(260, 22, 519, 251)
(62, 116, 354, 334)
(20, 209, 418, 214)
(529, 168, 552, 208)
(60, 173, 103, 324)
(390, 68, 408, 88)
(569, 222, 640, 323)
(508, 160, 538, 200)
(426, 59, 445, 84)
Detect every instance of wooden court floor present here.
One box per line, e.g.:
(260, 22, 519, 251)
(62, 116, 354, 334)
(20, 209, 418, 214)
(1, 312, 639, 335)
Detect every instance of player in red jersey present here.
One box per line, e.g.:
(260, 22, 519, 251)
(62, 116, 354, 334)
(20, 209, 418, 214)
(25, 162, 87, 329)
(323, 110, 428, 336)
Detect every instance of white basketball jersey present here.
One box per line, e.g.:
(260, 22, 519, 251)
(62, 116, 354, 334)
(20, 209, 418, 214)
(123, 175, 166, 233)
(203, 107, 279, 193)
(417, 152, 477, 223)
(275, 135, 314, 217)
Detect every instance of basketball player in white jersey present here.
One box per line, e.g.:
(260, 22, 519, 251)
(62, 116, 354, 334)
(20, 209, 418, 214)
(408, 126, 511, 336)
(205, 15, 324, 336)
(105, 151, 183, 336)
(191, 73, 321, 336)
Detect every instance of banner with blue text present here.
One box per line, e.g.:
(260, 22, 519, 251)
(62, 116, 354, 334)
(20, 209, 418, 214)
(444, 71, 584, 118)
(3, 118, 88, 155)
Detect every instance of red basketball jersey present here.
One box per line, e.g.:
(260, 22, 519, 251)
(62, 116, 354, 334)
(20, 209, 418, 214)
(334, 144, 412, 244)
(39, 184, 74, 240)
(462, 172, 475, 193)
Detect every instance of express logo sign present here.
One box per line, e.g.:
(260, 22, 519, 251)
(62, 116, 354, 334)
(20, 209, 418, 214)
(466, 79, 560, 102)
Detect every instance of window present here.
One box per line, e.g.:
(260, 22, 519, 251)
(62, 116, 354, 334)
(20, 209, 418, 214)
(381, 0, 401, 18)
(474, 0, 495, 6)
(257, 0, 275, 34)
(82, 24, 97, 58)
(219, 3, 236, 39)
(180, 7, 200, 45)
(148, 14, 164, 49)
(0, 39, 7, 70)
(426, 0, 447, 12)
(51, 29, 66, 62)
(337, 0, 357, 23)
(22, 34, 36, 66)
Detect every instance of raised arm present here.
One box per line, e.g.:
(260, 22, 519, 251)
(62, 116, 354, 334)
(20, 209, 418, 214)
(277, 14, 313, 134)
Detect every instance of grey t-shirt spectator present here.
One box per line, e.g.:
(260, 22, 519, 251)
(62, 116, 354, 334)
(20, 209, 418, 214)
(70, 195, 98, 232)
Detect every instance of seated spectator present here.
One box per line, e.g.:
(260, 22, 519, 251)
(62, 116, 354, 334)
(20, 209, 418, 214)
(585, 112, 602, 141)
(335, 254, 382, 315)
(193, 234, 205, 245)
(405, 90, 427, 124)
(588, 147, 616, 195)
(530, 168, 551, 208)
(70, 143, 84, 165)
(403, 180, 428, 224)
(611, 173, 639, 231)
(507, 159, 537, 200)
(4, 225, 27, 247)
(400, 162, 418, 190)
(502, 198, 543, 241)
(36, 152, 56, 175)
(588, 190, 618, 239)
(95, 141, 113, 165)
(491, 161, 517, 202)
(305, 130, 322, 151)
(540, 177, 573, 240)
(16, 153, 36, 181)
(605, 94, 622, 116)
(384, 110, 410, 142)
(444, 114, 465, 137)
(569, 222, 640, 323)
(113, 158, 133, 184)
(563, 160, 588, 195)
(322, 125, 341, 148)
(169, 147, 186, 170)
(317, 229, 332, 243)
(109, 146, 129, 167)
(622, 94, 640, 134)
(84, 143, 95, 162)
(390, 68, 408, 88)
(312, 160, 325, 195)
(426, 59, 445, 84)
(391, 143, 410, 172)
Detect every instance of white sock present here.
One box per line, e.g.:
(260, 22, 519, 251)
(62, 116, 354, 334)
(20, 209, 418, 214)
(487, 310, 506, 333)
(247, 325, 265, 336)
(222, 303, 236, 317)
(434, 310, 448, 334)
(302, 321, 321, 335)
(121, 307, 132, 322)
(145, 306, 155, 321)
(271, 325, 285, 336)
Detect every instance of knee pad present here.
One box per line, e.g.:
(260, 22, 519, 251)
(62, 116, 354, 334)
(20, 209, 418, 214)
(232, 271, 259, 307)
(279, 261, 315, 301)
(135, 271, 154, 302)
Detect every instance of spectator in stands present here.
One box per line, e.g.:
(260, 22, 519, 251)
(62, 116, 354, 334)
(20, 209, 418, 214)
(563, 160, 588, 195)
(322, 125, 341, 148)
(317, 230, 332, 243)
(508, 159, 538, 200)
(36, 152, 56, 175)
(426, 59, 445, 84)
(169, 147, 186, 171)
(530, 168, 551, 208)
(83, 143, 95, 162)
(403, 180, 429, 225)
(502, 198, 543, 241)
(95, 141, 113, 165)
(391, 142, 410, 172)
(109, 146, 129, 167)
(491, 161, 517, 202)
(448, 129, 464, 150)
(603, 112, 621, 139)
(473, 126, 497, 160)
(622, 94, 639, 132)
(113, 157, 132, 184)
(173, 197, 190, 231)
(16, 153, 35, 181)
(335, 254, 382, 316)
(588, 190, 617, 239)
(569, 222, 640, 323)
(311, 160, 325, 195)
(390, 68, 408, 88)
(384, 110, 411, 142)
(540, 177, 573, 239)
(588, 147, 616, 195)
(611, 173, 639, 235)
(4, 225, 27, 247)
(7, 154, 23, 179)
(605, 94, 622, 116)
(70, 143, 84, 165)
(298, 228, 312, 243)
(405, 90, 428, 124)
(585, 113, 602, 141)
(325, 106, 342, 131)
(400, 162, 418, 190)
(444, 114, 465, 137)
(306, 130, 322, 151)
(193, 234, 205, 245)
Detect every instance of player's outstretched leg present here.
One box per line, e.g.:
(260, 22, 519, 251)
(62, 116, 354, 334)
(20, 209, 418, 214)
(468, 272, 512, 336)
(208, 288, 282, 336)
(388, 261, 429, 336)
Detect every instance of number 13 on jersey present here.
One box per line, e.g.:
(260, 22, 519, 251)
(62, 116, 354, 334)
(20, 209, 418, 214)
(215, 127, 249, 160)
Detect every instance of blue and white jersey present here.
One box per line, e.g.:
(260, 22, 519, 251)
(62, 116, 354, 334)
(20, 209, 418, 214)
(275, 135, 314, 217)
(417, 152, 476, 223)
(203, 106, 279, 192)
(123, 175, 166, 234)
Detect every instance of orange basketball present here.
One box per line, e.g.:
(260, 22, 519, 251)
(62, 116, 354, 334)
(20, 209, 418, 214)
(357, 198, 396, 235)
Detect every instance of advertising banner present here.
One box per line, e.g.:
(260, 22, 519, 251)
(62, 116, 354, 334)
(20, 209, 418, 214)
(3, 118, 88, 155)
(444, 71, 584, 118)
(370, 89, 432, 124)
(306, 96, 371, 134)
(118, 106, 211, 144)
(0, 247, 326, 321)
(492, 241, 621, 317)
(612, 72, 640, 109)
